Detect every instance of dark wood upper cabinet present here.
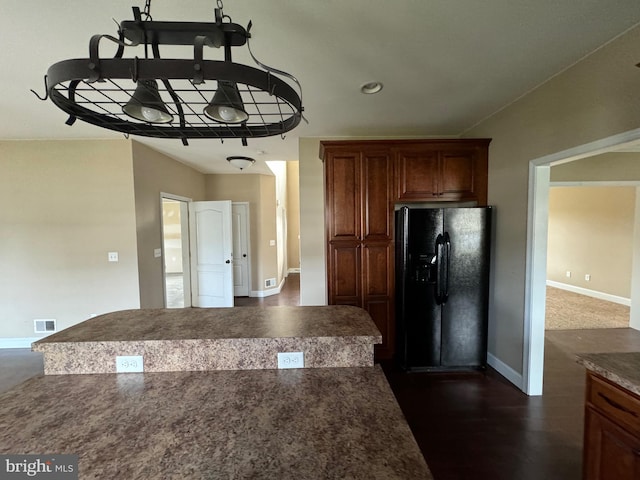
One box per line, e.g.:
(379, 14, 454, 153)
(320, 139, 490, 360)
(394, 140, 489, 204)
(324, 150, 361, 242)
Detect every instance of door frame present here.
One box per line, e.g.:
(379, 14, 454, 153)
(523, 127, 640, 395)
(160, 192, 192, 308)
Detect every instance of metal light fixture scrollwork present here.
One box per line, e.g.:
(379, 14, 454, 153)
(32, 0, 305, 146)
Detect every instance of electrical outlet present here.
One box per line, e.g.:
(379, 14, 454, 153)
(585, 274, 591, 281)
(116, 355, 144, 373)
(277, 352, 304, 369)
(565, 271, 571, 278)
(108, 251, 119, 262)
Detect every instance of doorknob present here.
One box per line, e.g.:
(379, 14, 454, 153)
(225, 260, 231, 264)
(243, 254, 247, 258)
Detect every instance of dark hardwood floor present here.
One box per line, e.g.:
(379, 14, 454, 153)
(4, 274, 640, 480)
(233, 273, 300, 307)
(382, 341, 586, 480)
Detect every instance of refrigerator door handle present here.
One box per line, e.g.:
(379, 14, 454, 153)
(435, 233, 444, 305)
(442, 232, 451, 304)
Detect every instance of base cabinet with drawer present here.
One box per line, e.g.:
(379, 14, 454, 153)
(583, 372, 640, 480)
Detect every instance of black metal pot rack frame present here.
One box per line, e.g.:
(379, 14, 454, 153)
(36, 5, 304, 146)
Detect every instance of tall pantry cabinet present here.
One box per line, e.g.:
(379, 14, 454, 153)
(321, 139, 490, 360)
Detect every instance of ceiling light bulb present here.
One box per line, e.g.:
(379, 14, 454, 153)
(218, 106, 243, 123)
(141, 106, 164, 123)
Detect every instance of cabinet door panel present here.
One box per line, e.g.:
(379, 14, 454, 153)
(584, 407, 640, 480)
(363, 244, 391, 296)
(326, 153, 360, 241)
(395, 148, 438, 200)
(363, 244, 393, 359)
(440, 150, 476, 200)
(362, 151, 393, 241)
(328, 244, 361, 304)
(365, 298, 393, 358)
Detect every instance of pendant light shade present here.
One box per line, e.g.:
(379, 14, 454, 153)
(204, 81, 249, 124)
(122, 79, 174, 124)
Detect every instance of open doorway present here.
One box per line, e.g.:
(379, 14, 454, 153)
(524, 128, 640, 395)
(545, 184, 633, 330)
(161, 194, 192, 308)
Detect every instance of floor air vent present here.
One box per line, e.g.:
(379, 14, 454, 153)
(34, 319, 56, 334)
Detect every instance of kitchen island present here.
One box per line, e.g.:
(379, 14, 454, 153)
(578, 352, 640, 480)
(33, 306, 382, 374)
(0, 365, 431, 479)
(1, 306, 432, 479)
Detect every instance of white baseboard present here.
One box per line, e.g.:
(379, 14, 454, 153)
(546, 280, 631, 306)
(0, 337, 41, 349)
(487, 352, 524, 391)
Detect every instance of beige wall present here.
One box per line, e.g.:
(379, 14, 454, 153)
(132, 141, 206, 308)
(547, 187, 636, 297)
(551, 152, 640, 182)
(0, 139, 140, 338)
(205, 174, 278, 294)
(286, 161, 301, 270)
(463, 24, 640, 374)
(299, 138, 328, 305)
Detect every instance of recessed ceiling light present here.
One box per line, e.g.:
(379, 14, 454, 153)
(360, 81, 383, 94)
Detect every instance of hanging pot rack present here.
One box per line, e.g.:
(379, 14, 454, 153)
(34, 1, 305, 146)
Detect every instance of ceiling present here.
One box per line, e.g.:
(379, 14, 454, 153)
(3, 1, 640, 175)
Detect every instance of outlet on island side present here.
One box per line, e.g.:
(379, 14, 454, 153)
(277, 352, 304, 369)
(116, 355, 144, 373)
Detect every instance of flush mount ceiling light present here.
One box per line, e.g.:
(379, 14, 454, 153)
(360, 81, 383, 94)
(227, 155, 255, 170)
(33, 0, 305, 146)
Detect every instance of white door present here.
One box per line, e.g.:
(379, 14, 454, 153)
(232, 203, 250, 297)
(189, 201, 233, 307)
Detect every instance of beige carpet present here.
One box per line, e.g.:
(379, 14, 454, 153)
(545, 286, 629, 330)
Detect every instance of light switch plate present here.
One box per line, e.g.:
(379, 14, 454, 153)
(154, 248, 162, 258)
(277, 352, 304, 369)
(116, 355, 144, 373)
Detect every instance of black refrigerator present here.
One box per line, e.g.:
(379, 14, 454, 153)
(395, 206, 492, 371)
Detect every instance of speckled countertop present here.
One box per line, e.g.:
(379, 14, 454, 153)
(34, 306, 381, 342)
(33, 306, 383, 374)
(577, 352, 640, 396)
(0, 366, 432, 479)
